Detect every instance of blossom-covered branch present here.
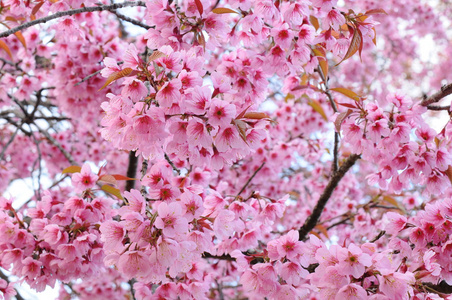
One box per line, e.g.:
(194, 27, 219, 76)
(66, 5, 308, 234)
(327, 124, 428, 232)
(0, 1, 146, 38)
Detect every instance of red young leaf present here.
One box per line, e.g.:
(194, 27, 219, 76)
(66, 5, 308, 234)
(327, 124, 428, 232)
(334, 109, 353, 133)
(365, 9, 388, 16)
(335, 26, 362, 66)
(242, 112, 271, 120)
(194, 0, 203, 16)
(112, 174, 137, 180)
(337, 102, 359, 109)
(99, 68, 133, 91)
(31, 1, 45, 16)
(99, 174, 117, 186)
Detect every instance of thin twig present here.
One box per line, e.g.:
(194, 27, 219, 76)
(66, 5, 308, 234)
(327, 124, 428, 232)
(74, 69, 102, 86)
(0, 1, 146, 38)
(164, 153, 180, 174)
(34, 124, 78, 165)
(316, 66, 339, 173)
(421, 83, 452, 107)
(215, 280, 225, 300)
(29, 129, 43, 201)
(236, 161, 266, 197)
(111, 11, 152, 30)
(0, 125, 20, 161)
(298, 154, 360, 241)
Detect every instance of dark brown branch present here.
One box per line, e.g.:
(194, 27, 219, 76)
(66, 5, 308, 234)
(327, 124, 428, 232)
(125, 151, 138, 192)
(202, 252, 235, 261)
(427, 105, 450, 111)
(0, 1, 146, 38)
(236, 161, 266, 197)
(421, 83, 452, 107)
(423, 280, 452, 294)
(298, 154, 360, 241)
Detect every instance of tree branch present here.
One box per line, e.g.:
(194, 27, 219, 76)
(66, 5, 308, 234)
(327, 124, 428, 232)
(422, 280, 452, 295)
(426, 105, 450, 111)
(236, 161, 266, 197)
(298, 154, 360, 241)
(0, 1, 146, 38)
(421, 83, 452, 107)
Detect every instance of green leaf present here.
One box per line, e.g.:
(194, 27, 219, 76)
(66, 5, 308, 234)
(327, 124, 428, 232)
(308, 100, 328, 121)
(101, 185, 124, 200)
(62, 165, 81, 174)
(212, 7, 239, 14)
(331, 87, 361, 101)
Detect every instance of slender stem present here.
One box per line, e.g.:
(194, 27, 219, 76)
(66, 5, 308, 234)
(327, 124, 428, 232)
(317, 66, 339, 173)
(34, 124, 78, 165)
(0, 125, 20, 161)
(298, 154, 360, 241)
(0, 1, 146, 38)
(164, 153, 180, 174)
(111, 11, 152, 30)
(236, 161, 266, 197)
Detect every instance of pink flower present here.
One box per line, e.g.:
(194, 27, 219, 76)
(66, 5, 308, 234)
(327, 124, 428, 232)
(335, 283, 367, 300)
(187, 119, 213, 148)
(337, 243, 372, 278)
(213, 209, 244, 239)
(121, 78, 148, 101)
(207, 100, 236, 127)
(117, 250, 151, 279)
(156, 78, 182, 108)
(214, 125, 245, 152)
(424, 250, 441, 276)
(100, 221, 126, 251)
(154, 202, 188, 238)
(384, 212, 407, 235)
(378, 272, 415, 300)
(72, 163, 98, 193)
